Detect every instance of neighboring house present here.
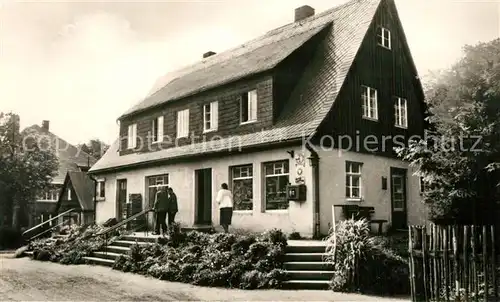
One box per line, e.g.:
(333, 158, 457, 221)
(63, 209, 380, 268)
(22, 120, 97, 227)
(55, 171, 96, 226)
(89, 0, 428, 237)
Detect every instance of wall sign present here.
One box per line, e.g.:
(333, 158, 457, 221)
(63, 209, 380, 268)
(294, 152, 306, 184)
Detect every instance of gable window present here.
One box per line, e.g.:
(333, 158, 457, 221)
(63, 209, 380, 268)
(97, 180, 105, 199)
(177, 109, 189, 138)
(264, 160, 289, 210)
(377, 26, 391, 49)
(67, 188, 72, 200)
(152, 116, 164, 142)
(147, 174, 169, 207)
(361, 86, 378, 120)
(127, 123, 137, 149)
(241, 89, 258, 124)
(394, 97, 408, 128)
(231, 164, 253, 211)
(203, 101, 219, 132)
(346, 161, 362, 200)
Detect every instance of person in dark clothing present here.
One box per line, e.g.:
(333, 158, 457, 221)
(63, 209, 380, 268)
(167, 187, 178, 227)
(153, 186, 169, 235)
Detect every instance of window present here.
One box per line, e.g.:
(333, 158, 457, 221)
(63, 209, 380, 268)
(394, 97, 408, 128)
(67, 188, 72, 200)
(203, 101, 219, 132)
(38, 188, 59, 201)
(97, 180, 105, 199)
(231, 165, 253, 211)
(346, 161, 362, 200)
(361, 86, 378, 120)
(152, 116, 164, 142)
(377, 26, 391, 49)
(419, 177, 426, 195)
(264, 160, 289, 210)
(127, 123, 137, 149)
(241, 90, 258, 124)
(147, 174, 169, 207)
(177, 109, 189, 138)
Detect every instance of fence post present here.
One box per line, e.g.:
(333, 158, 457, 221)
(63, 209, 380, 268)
(482, 226, 488, 302)
(491, 225, 497, 300)
(422, 226, 429, 302)
(409, 226, 417, 302)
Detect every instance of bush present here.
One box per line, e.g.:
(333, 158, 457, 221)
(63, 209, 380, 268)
(112, 229, 289, 289)
(0, 227, 24, 249)
(288, 232, 302, 240)
(325, 219, 409, 295)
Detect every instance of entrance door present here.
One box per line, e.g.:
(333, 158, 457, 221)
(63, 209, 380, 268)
(390, 168, 408, 229)
(195, 168, 212, 225)
(116, 179, 128, 221)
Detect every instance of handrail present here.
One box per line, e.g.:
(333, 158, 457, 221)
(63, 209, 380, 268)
(23, 208, 78, 237)
(29, 220, 66, 242)
(95, 207, 153, 237)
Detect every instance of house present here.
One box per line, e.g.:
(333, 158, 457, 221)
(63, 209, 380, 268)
(89, 0, 428, 238)
(55, 171, 96, 226)
(22, 120, 97, 227)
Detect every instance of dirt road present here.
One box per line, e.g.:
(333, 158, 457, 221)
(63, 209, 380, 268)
(0, 254, 407, 301)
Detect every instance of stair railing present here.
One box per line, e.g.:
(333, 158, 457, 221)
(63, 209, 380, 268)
(23, 208, 78, 243)
(94, 207, 153, 254)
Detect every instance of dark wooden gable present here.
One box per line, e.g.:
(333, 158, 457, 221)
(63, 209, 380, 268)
(316, 0, 426, 158)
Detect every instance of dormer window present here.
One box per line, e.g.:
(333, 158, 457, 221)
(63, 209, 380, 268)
(177, 109, 189, 138)
(203, 101, 218, 132)
(240, 90, 258, 124)
(152, 116, 164, 142)
(377, 26, 391, 49)
(127, 124, 137, 149)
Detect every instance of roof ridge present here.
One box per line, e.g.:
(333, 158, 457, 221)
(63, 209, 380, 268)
(142, 0, 368, 103)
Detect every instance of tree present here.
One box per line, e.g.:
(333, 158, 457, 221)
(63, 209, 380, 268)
(397, 39, 500, 224)
(77, 139, 109, 160)
(0, 112, 59, 229)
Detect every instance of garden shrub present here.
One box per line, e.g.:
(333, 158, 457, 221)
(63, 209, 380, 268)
(288, 231, 302, 240)
(0, 226, 24, 249)
(112, 228, 289, 289)
(325, 219, 409, 295)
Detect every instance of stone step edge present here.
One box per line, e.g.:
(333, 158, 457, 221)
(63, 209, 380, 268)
(82, 256, 115, 264)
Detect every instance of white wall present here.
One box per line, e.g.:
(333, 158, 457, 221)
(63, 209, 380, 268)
(94, 146, 316, 237)
(317, 149, 428, 235)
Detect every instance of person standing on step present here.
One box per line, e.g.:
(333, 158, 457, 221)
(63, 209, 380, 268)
(153, 186, 169, 236)
(166, 187, 178, 228)
(216, 183, 233, 233)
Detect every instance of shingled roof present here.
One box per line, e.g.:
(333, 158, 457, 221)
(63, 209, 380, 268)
(22, 125, 97, 184)
(57, 171, 95, 211)
(90, 0, 386, 173)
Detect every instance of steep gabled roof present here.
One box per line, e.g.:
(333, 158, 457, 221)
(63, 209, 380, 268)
(57, 171, 95, 211)
(90, 0, 384, 173)
(22, 125, 98, 184)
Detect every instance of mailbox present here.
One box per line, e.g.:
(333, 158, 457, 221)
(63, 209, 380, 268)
(286, 184, 307, 201)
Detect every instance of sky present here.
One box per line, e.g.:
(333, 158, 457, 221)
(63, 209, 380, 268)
(0, 0, 499, 146)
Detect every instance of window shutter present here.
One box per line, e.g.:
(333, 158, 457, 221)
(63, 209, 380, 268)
(158, 116, 164, 142)
(249, 91, 257, 121)
(177, 111, 182, 137)
(212, 101, 218, 130)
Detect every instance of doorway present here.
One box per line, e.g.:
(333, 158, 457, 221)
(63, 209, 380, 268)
(195, 168, 212, 225)
(116, 179, 128, 221)
(390, 167, 408, 229)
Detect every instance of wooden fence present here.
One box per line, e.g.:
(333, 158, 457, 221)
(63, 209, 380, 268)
(409, 224, 499, 302)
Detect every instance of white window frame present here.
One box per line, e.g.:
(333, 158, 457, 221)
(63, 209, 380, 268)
(97, 180, 106, 200)
(127, 123, 137, 149)
(241, 90, 258, 124)
(147, 174, 169, 207)
(67, 188, 72, 200)
(377, 26, 391, 49)
(419, 177, 426, 195)
(152, 116, 164, 143)
(177, 109, 189, 138)
(361, 86, 378, 120)
(38, 188, 59, 201)
(346, 161, 362, 200)
(394, 97, 408, 128)
(264, 160, 290, 211)
(231, 164, 253, 211)
(203, 101, 218, 133)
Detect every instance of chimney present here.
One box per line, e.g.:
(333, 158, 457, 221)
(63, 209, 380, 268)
(203, 51, 216, 58)
(42, 120, 49, 132)
(295, 5, 315, 22)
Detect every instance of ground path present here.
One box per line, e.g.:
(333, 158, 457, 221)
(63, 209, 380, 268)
(0, 254, 408, 301)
